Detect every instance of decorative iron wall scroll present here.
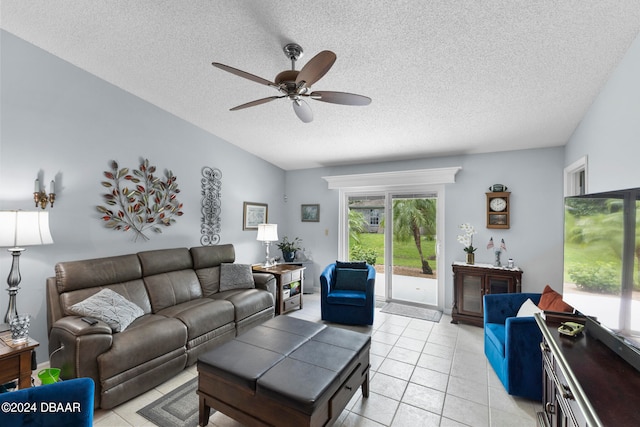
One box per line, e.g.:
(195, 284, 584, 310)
(200, 166, 222, 245)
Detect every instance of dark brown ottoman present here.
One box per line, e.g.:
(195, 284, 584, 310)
(197, 316, 370, 426)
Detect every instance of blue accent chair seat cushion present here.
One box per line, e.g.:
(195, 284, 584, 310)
(484, 293, 543, 401)
(320, 263, 376, 325)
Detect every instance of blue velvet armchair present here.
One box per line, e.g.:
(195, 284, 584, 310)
(0, 377, 94, 426)
(320, 262, 376, 325)
(484, 293, 543, 401)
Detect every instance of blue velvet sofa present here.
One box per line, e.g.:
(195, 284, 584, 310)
(0, 378, 94, 426)
(320, 262, 376, 325)
(483, 293, 543, 401)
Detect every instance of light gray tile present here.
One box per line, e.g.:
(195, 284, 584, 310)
(427, 332, 457, 348)
(422, 341, 455, 359)
(386, 315, 412, 327)
(442, 394, 489, 427)
(488, 385, 538, 420)
(406, 318, 435, 332)
(377, 322, 407, 335)
(446, 375, 489, 406)
(401, 382, 445, 415)
(370, 372, 408, 400)
(395, 336, 426, 352)
(370, 353, 385, 372)
(371, 341, 394, 357)
(410, 366, 449, 392)
(341, 411, 387, 427)
(391, 403, 440, 426)
(417, 352, 452, 374)
(351, 391, 400, 426)
(372, 330, 401, 346)
(387, 345, 421, 365)
(378, 358, 415, 381)
(490, 407, 538, 427)
(400, 326, 431, 341)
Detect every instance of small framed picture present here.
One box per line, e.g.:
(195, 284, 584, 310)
(301, 204, 320, 222)
(489, 214, 507, 225)
(243, 202, 268, 230)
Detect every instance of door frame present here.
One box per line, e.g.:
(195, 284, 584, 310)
(339, 185, 446, 310)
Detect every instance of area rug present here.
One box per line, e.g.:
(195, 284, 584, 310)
(380, 302, 442, 322)
(137, 377, 207, 427)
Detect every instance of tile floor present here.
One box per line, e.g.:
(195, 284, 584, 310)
(88, 294, 541, 426)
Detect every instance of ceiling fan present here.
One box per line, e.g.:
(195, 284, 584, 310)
(212, 43, 371, 123)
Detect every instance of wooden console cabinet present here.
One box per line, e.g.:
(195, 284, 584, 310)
(451, 262, 522, 326)
(252, 264, 304, 315)
(535, 314, 640, 427)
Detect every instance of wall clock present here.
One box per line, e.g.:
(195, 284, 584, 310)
(486, 191, 510, 229)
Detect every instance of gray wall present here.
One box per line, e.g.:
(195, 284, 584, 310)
(0, 31, 286, 362)
(285, 148, 566, 313)
(564, 31, 640, 192)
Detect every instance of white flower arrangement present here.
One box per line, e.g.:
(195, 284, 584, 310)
(457, 223, 477, 253)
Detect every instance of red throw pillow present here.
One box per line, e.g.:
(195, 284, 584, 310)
(538, 285, 573, 312)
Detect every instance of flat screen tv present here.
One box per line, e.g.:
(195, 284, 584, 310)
(563, 187, 640, 350)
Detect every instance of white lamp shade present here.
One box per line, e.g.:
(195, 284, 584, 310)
(256, 223, 278, 242)
(0, 211, 54, 248)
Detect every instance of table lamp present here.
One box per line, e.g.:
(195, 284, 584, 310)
(0, 211, 54, 326)
(256, 223, 278, 267)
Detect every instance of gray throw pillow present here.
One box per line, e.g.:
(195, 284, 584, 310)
(70, 288, 144, 332)
(220, 263, 255, 291)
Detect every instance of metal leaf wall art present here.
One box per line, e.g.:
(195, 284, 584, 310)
(97, 159, 184, 241)
(200, 166, 222, 245)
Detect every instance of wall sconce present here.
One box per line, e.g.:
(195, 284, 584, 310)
(34, 178, 56, 209)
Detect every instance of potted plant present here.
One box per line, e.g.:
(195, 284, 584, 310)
(457, 223, 477, 264)
(277, 236, 303, 262)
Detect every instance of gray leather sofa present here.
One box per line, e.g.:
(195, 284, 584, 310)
(45, 244, 276, 409)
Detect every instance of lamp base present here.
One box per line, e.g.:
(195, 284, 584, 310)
(4, 248, 24, 324)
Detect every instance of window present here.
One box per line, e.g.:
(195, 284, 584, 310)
(564, 156, 588, 196)
(369, 209, 380, 226)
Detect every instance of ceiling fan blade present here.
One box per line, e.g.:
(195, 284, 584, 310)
(212, 62, 275, 87)
(230, 96, 283, 111)
(292, 99, 313, 123)
(310, 91, 372, 106)
(295, 51, 336, 88)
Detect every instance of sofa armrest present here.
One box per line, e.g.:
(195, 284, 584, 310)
(49, 317, 113, 407)
(253, 272, 277, 302)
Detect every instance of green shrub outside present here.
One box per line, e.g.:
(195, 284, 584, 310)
(568, 262, 620, 294)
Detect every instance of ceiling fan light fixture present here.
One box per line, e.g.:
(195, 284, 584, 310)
(212, 42, 370, 122)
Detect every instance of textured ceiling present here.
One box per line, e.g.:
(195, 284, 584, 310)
(2, 1, 640, 170)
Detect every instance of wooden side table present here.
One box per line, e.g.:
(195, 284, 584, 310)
(0, 332, 39, 389)
(253, 264, 305, 315)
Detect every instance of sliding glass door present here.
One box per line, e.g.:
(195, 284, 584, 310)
(347, 194, 386, 300)
(388, 193, 439, 306)
(345, 188, 443, 309)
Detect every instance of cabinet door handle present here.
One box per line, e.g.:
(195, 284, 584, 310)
(540, 342, 550, 353)
(560, 383, 573, 400)
(545, 402, 555, 414)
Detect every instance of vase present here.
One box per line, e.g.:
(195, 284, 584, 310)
(282, 251, 296, 262)
(465, 253, 475, 265)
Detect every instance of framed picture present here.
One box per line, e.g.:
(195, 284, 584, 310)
(243, 202, 268, 230)
(301, 204, 320, 222)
